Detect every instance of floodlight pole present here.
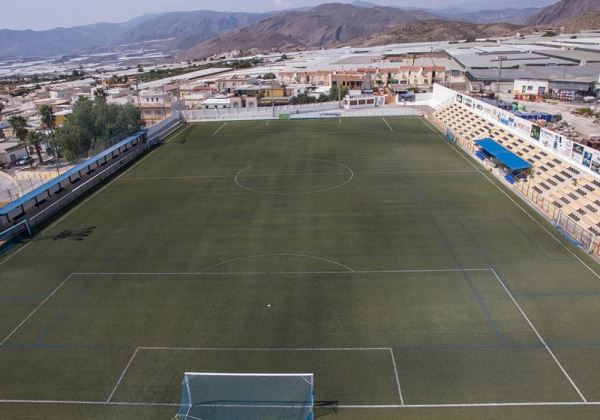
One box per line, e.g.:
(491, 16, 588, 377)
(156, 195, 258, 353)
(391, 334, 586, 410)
(496, 56, 507, 106)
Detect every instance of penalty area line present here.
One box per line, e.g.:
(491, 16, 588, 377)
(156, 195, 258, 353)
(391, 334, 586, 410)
(383, 118, 394, 132)
(389, 348, 404, 405)
(212, 122, 228, 136)
(491, 269, 587, 403)
(0, 273, 73, 347)
(107, 347, 140, 403)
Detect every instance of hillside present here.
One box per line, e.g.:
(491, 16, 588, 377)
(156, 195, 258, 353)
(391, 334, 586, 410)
(359, 20, 521, 47)
(439, 8, 543, 25)
(527, 0, 600, 25)
(181, 3, 439, 59)
(0, 11, 268, 58)
(114, 11, 270, 50)
(0, 16, 152, 58)
(562, 12, 600, 31)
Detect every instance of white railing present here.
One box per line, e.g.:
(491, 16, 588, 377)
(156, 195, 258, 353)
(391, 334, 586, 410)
(182, 102, 341, 122)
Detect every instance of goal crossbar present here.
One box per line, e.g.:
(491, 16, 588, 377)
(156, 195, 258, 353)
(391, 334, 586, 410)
(178, 372, 314, 420)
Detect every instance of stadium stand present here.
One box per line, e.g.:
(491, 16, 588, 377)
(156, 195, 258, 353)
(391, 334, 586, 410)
(431, 103, 600, 253)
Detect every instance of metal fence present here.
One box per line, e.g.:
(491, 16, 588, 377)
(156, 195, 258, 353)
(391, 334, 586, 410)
(427, 114, 600, 256)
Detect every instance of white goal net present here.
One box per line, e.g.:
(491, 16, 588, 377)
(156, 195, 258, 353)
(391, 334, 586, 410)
(178, 372, 314, 420)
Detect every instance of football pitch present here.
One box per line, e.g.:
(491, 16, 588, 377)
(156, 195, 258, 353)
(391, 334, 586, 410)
(2, 117, 600, 419)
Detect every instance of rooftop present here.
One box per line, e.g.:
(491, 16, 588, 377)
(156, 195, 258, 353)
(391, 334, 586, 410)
(467, 65, 600, 83)
(139, 67, 232, 90)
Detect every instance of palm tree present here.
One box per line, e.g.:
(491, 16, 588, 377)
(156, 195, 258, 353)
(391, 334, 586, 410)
(39, 104, 59, 158)
(8, 115, 31, 163)
(27, 131, 46, 164)
(93, 88, 107, 103)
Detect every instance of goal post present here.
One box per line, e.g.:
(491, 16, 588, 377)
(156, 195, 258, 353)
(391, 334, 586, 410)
(555, 211, 596, 254)
(0, 219, 32, 250)
(178, 372, 315, 420)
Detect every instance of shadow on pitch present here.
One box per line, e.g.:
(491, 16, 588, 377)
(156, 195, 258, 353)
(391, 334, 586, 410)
(33, 226, 97, 242)
(314, 401, 339, 418)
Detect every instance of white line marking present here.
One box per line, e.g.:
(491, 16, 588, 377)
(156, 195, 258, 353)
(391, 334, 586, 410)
(389, 348, 404, 405)
(107, 347, 139, 403)
(423, 118, 600, 281)
(339, 402, 597, 408)
(200, 253, 355, 273)
(266, 120, 270, 126)
(383, 118, 394, 132)
(491, 269, 587, 402)
(0, 400, 178, 407)
(370, 170, 477, 175)
(139, 346, 390, 352)
(72, 268, 492, 276)
(122, 175, 226, 181)
(1, 400, 598, 408)
(420, 118, 438, 133)
(0, 273, 72, 347)
(122, 170, 478, 182)
(212, 122, 227, 136)
(164, 125, 188, 144)
(234, 159, 354, 195)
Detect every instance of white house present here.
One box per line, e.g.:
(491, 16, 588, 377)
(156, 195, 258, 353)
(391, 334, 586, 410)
(0, 139, 28, 166)
(342, 94, 384, 110)
(513, 79, 550, 96)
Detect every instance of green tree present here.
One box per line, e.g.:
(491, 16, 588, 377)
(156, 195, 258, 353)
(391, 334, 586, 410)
(8, 115, 31, 162)
(290, 93, 317, 105)
(27, 131, 46, 164)
(263, 73, 276, 80)
(57, 124, 90, 161)
(57, 96, 144, 161)
(93, 88, 107, 103)
(39, 104, 60, 158)
(0, 101, 4, 119)
(329, 85, 349, 101)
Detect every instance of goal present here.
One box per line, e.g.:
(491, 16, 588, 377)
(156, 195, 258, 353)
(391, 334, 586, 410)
(178, 372, 315, 420)
(555, 211, 596, 254)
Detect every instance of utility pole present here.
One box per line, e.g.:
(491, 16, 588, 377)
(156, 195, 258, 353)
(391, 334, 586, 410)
(496, 56, 507, 106)
(270, 64, 275, 117)
(162, 85, 167, 121)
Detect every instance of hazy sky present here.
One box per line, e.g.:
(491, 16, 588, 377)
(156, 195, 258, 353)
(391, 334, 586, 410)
(1, 0, 557, 30)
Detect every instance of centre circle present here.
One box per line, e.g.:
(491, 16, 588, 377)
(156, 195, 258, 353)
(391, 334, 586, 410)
(235, 159, 354, 195)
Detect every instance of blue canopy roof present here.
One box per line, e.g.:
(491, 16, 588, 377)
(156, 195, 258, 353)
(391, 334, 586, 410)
(475, 138, 533, 173)
(0, 131, 146, 216)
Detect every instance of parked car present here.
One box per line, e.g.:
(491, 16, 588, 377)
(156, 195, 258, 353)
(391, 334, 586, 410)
(16, 157, 34, 166)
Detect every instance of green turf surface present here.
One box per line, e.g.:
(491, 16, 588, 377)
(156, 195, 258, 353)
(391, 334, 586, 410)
(1, 117, 600, 419)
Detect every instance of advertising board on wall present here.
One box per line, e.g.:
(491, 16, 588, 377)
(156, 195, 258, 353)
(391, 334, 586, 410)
(454, 93, 600, 176)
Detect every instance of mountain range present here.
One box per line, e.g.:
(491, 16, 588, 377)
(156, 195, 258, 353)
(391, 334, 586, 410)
(0, 0, 599, 60)
(0, 10, 269, 58)
(527, 0, 600, 25)
(182, 4, 440, 59)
